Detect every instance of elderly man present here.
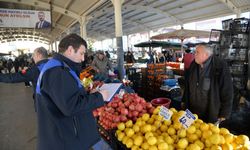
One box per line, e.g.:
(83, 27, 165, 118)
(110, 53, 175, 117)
(182, 44, 233, 123)
(0, 47, 48, 96)
(91, 51, 113, 80)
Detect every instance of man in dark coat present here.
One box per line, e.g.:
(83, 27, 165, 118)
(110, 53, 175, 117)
(35, 34, 109, 150)
(182, 44, 233, 123)
(0, 47, 48, 101)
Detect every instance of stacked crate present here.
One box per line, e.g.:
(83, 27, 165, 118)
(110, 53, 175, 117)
(144, 63, 168, 101)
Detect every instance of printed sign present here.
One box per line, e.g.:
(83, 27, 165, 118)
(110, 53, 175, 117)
(159, 106, 173, 120)
(179, 109, 196, 129)
(0, 8, 51, 29)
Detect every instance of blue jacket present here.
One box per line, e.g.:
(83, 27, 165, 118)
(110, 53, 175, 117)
(0, 59, 48, 98)
(36, 54, 104, 150)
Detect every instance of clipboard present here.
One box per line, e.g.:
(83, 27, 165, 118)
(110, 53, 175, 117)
(99, 83, 123, 102)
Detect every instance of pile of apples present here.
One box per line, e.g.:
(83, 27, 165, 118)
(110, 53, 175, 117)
(93, 93, 155, 130)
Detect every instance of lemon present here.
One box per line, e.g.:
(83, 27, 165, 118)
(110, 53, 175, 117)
(151, 126, 157, 132)
(187, 125, 196, 134)
(235, 135, 249, 145)
(167, 127, 176, 135)
(122, 136, 129, 144)
(195, 129, 202, 138)
(202, 130, 212, 139)
(186, 143, 201, 150)
(224, 133, 234, 143)
(131, 145, 139, 150)
(142, 113, 150, 121)
(157, 142, 169, 150)
(125, 128, 135, 137)
(168, 144, 174, 150)
(163, 120, 172, 126)
(210, 145, 222, 150)
(200, 123, 209, 131)
(145, 132, 154, 139)
(117, 122, 125, 131)
(210, 125, 220, 134)
(164, 136, 174, 145)
(147, 136, 157, 145)
(153, 107, 160, 114)
(173, 122, 182, 130)
(178, 110, 185, 116)
(133, 124, 140, 132)
(125, 138, 133, 148)
(148, 145, 158, 150)
(134, 135, 143, 146)
(177, 138, 189, 149)
(196, 119, 203, 124)
(141, 124, 152, 133)
(177, 128, 187, 138)
(155, 115, 164, 121)
(147, 118, 154, 124)
(205, 139, 212, 148)
(160, 125, 168, 132)
(135, 120, 143, 127)
(125, 120, 133, 128)
(220, 135, 225, 144)
(209, 134, 221, 145)
(141, 142, 149, 149)
(220, 128, 230, 135)
(153, 120, 162, 128)
(117, 132, 125, 141)
(221, 143, 233, 150)
(169, 107, 177, 113)
(194, 140, 204, 149)
(187, 133, 198, 142)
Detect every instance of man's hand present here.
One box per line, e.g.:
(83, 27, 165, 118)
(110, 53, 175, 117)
(218, 117, 226, 121)
(99, 90, 109, 101)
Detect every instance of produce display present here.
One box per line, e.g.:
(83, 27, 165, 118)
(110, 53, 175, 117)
(93, 93, 155, 130)
(115, 106, 250, 150)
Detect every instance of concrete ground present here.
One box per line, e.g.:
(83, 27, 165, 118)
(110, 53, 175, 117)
(0, 83, 36, 150)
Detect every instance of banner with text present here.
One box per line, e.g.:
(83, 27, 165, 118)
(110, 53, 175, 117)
(0, 8, 51, 29)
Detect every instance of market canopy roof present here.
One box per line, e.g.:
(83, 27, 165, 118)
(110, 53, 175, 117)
(134, 41, 187, 49)
(151, 29, 212, 40)
(0, 0, 249, 43)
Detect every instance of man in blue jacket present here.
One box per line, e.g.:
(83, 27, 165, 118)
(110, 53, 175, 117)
(0, 47, 48, 101)
(36, 34, 109, 150)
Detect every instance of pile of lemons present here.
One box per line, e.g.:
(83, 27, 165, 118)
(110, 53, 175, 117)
(115, 106, 249, 150)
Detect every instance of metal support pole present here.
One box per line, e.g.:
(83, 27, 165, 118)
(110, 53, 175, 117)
(112, 0, 125, 80)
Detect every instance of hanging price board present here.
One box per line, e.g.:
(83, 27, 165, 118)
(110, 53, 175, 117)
(179, 109, 196, 129)
(159, 106, 173, 120)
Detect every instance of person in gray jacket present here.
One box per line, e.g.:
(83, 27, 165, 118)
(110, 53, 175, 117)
(91, 51, 112, 80)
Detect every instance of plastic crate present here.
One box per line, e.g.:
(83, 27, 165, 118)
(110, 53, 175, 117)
(96, 122, 118, 150)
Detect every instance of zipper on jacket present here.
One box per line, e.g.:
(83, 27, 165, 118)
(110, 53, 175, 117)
(73, 117, 78, 137)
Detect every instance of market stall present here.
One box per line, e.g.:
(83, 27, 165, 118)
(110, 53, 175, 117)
(92, 92, 250, 150)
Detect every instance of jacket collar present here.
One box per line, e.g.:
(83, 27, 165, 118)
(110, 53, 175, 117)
(36, 59, 48, 65)
(53, 53, 82, 75)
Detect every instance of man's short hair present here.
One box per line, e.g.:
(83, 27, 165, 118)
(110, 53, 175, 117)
(35, 47, 48, 58)
(58, 34, 87, 53)
(196, 43, 214, 56)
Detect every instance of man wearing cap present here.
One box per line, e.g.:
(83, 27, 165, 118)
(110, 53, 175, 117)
(91, 51, 113, 80)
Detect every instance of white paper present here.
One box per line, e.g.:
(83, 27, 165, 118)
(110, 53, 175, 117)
(159, 106, 173, 120)
(178, 109, 196, 129)
(99, 83, 122, 102)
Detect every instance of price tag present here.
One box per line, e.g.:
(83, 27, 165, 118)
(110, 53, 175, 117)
(159, 106, 173, 120)
(179, 109, 196, 129)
